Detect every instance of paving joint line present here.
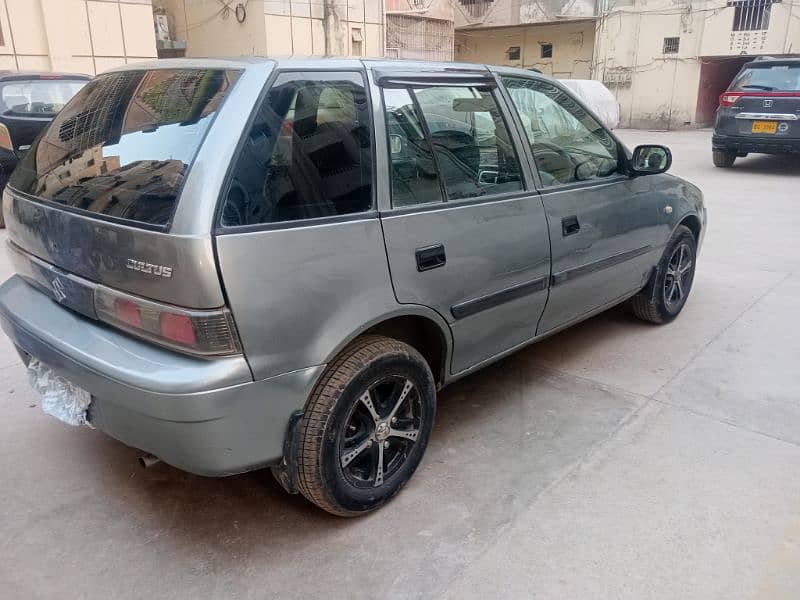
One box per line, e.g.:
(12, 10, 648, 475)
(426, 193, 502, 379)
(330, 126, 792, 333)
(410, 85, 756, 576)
(649, 269, 793, 400)
(432, 394, 656, 597)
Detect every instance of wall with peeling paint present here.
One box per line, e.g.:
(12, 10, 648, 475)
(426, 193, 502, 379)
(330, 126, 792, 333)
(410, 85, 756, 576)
(593, 0, 800, 129)
(453, 0, 596, 28)
(455, 20, 596, 78)
(155, 0, 385, 59)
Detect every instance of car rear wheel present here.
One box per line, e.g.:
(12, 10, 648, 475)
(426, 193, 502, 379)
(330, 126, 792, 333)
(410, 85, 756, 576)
(297, 335, 436, 516)
(631, 225, 697, 324)
(712, 150, 736, 168)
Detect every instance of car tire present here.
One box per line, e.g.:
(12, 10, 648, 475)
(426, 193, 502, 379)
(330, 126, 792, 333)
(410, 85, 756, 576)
(297, 335, 436, 516)
(631, 225, 697, 324)
(712, 150, 736, 168)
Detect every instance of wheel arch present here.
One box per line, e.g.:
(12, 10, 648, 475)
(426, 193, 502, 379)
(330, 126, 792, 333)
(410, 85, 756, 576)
(677, 213, 702, 243)
(320, 306, 453, 388)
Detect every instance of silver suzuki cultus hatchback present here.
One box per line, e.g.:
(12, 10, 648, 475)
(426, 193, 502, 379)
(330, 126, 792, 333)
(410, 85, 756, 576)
(0, 58, 705, 515)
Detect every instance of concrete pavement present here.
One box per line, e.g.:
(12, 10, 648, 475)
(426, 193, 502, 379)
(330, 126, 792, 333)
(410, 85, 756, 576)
(1, 129, 799, 599)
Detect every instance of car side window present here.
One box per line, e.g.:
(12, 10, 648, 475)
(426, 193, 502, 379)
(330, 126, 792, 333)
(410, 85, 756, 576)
(221, 71, 372, 227)
(413, 86, 523, 200)
(501, 77, 619, 187)
(383, 88, 445, 207)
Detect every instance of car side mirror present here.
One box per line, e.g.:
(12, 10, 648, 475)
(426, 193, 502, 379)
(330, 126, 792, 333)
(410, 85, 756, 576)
(630, 145, 672, 175)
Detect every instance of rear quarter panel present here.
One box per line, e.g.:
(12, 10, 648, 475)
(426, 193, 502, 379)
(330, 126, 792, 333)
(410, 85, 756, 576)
(215, 218, 428, 380)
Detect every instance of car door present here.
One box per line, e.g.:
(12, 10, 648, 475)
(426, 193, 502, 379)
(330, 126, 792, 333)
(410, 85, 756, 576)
(372, 69, 551, 375)
(499, 74, 662, 334)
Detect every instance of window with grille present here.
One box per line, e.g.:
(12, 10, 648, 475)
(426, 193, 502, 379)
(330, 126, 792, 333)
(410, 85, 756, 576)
(507, 46, 521, 60)
(540, 43, 553, 58)
(663, 37, 680, 54)
(729, 0, 774, 31)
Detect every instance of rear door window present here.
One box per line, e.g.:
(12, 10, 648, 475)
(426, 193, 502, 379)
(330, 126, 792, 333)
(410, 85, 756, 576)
(382, 84, 523, 207)
(383, 87, 444, 207)
(413, 86, 523, 201)
(9, 69, 240, 227)
(731, 64, 800, 92)
(220, 71, 373, 227)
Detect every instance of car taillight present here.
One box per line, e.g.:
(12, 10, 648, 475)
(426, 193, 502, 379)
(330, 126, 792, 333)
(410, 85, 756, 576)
(114, 298, 143, 328)
(95, 287, 242, 356)
(0, 123, 13, 152)
(159, 313, 197, 346)
(719, 92, 742, 107)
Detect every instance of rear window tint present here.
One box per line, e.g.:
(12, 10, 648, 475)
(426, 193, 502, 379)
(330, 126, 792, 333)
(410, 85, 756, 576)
(9, 68, 241, 227)
(731, 65, 800, 92)
(220, 71, 372, 227)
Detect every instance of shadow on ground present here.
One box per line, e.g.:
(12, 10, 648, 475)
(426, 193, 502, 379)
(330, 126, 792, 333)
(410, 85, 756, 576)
(21, 306, 642, 597)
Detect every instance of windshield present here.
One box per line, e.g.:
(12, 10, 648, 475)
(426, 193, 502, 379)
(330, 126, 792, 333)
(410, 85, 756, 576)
(0, 79, 87, 116)
(9, 68, 240, 227)
(731, 65, 800, 92)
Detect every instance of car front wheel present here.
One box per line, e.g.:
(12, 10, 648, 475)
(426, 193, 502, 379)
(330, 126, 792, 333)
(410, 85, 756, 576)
(631, 225, 697, 324)
(297, 335, 436, 516)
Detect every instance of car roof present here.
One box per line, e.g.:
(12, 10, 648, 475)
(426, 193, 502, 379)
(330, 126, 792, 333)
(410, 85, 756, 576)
(742, 57, 800, 68)
(104, 56, 552, 81)
(0, 71, 91, 82)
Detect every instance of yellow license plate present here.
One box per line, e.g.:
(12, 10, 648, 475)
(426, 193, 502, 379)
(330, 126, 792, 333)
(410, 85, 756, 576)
(752, 121, 778, 134)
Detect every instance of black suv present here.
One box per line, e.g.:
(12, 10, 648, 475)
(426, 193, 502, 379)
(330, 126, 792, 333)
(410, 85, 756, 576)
(0, 72, 90, 224)
(712, 57, 800, 168)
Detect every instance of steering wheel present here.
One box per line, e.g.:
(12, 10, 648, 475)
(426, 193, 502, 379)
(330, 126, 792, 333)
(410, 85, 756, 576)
(531, 140, 577, 184)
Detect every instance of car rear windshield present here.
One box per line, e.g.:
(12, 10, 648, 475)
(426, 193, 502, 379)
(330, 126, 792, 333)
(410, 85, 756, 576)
(0, 79, 87, 116)
(730, 64, 800, 92)
(9, 68, 241, 228)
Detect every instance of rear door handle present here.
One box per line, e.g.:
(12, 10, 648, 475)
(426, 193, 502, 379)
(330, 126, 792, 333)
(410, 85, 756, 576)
(562, 215, 580, 236)
(415, 244, 446, 272)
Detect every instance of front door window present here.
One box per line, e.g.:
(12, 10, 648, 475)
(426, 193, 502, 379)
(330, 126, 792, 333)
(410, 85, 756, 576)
(502, 77, 619, 187)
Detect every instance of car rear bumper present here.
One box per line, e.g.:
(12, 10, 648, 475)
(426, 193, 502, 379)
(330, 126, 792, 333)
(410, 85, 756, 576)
(712, 133, 800, 155)
(0, 275, 323, 476)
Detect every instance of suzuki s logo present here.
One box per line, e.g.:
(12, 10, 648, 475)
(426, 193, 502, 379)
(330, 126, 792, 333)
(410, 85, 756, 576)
(125, 258, 173, 278)
(763, 99, 774, 108)
(51, 278, 67, 303)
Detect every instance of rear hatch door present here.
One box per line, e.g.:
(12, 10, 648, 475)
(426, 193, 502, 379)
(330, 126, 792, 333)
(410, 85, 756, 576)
(722, 61, 800, 138)
(3, 67, 242, 310)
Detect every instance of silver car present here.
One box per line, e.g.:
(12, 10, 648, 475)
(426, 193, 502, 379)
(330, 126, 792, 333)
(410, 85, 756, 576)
(0, 58, 705, 516)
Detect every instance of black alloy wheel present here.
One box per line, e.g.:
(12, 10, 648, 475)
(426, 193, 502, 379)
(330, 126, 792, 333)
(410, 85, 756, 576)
(631, 225, 697, 324)
(340, 376, 423, 488)
(296, 335, 436, 516)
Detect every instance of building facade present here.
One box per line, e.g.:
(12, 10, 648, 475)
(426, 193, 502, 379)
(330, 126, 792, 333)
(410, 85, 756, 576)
(152, 0, 385, 58)
(454, 0, 599, 79)
(386, 0, 455, 61)
(594, 0, 800, 128)
(454, 0, 800, 129)
(0, 0, 157, 75)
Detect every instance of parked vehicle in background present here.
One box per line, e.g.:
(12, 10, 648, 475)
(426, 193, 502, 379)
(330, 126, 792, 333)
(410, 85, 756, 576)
(712, 57, 800, 167)
(559, 79, 620, 130)
(0, 59, 705, 516)
(0, 72, 90, 226)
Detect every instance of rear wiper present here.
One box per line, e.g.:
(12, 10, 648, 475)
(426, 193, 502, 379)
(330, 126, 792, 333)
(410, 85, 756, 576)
(740, 84, 774, 91)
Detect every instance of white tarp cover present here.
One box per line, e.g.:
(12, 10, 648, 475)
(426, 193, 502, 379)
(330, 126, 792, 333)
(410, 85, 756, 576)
(560, 79, 620, 130)
(28, 359, 92, 427)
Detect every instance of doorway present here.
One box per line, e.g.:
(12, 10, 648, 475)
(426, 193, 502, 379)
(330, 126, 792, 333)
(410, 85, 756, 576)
(695, 56, 753, 125)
